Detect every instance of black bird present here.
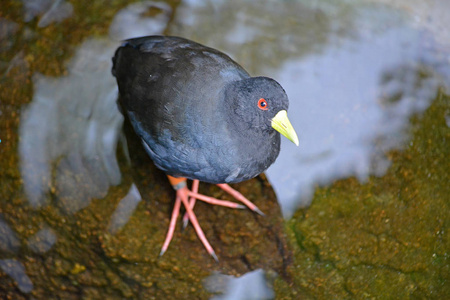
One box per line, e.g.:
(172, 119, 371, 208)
(112, 36, 298, 261)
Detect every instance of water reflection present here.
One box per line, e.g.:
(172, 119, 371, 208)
(0, 259, 34, 293)
(109, 1, 172, 40)
(22, 0, 73, 28)
(27, 226, 57, 254)
(270, 26, 449, 217)
(204, 269, 274, 300)
(0, 18, 20, 52)
(0, 215, 21, 253)
(19, 39, 123, 213)
(169, 0, 450, 217)
(18, 1, 173, 216)
(107, 184, 142, 234)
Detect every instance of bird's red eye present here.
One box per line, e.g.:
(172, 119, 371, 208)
(258, 98, 268, 110)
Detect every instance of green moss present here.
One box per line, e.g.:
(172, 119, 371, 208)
(282, 91, 449, 298)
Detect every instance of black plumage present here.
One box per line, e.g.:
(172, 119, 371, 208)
(112, 36, 291, 184)
(112, 36, 298, 259)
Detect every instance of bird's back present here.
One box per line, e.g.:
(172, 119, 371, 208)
(112, 36, 263, 183)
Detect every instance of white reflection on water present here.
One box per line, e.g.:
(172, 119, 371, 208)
(19, 39, 123, 213)
(19, 2, 172, 214)
(0, 215, 21, 253)
(269, 25, 448, 217)
(204, 269, 274, 300)
(22, 0, 73, 28)
(27, 226, 57, 254)
(108, 184, 142, 234)
(0, 259, 33, 293)
(109, 1, 172, 41)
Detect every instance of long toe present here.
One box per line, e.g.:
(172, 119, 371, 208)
(177, 186, 218, 261)
(160, 194, 182, 256)
(216, 183, 265, 215)
(163, 179, 256, 261)
(183, 180, 200, 229)
(182, 181, 247, 229)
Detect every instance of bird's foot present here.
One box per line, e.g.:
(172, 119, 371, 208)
(160, 184, 218, 261)
(182, 180, 264, 228)
(160, 176, 264, 261)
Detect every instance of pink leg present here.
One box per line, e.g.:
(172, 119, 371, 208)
(217, 184, 265, 216)
(160, 194, 182, 256)
(161, 176, 264, 261)
(182, 180, 199, 228)
(159, 179, 218, 261)
(178, 186, 218, 262)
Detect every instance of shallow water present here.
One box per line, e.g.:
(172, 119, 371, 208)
(1, 0, 449, 298)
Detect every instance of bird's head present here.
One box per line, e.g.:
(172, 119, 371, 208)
(225, 76, 299, 146)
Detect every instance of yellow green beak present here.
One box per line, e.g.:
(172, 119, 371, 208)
(271, 110, 299, 146)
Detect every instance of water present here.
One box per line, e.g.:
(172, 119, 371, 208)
(169, 0, 450, 217)
(1, 0, 449, 298)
